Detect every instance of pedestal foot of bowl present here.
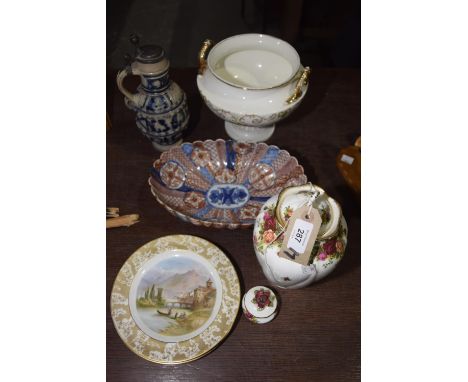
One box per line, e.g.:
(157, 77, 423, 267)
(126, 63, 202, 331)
(225, 122, 275, 143)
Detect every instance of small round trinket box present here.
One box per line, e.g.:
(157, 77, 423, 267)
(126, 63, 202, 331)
(242, 286, 278, 324)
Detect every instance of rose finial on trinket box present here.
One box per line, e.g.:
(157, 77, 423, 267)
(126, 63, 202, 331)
(252, 288, 274, 310)
(242, 286, 278, 324)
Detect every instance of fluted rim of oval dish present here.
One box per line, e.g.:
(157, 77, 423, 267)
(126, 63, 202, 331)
(149, 186, 250, 229)
(149, 139, 307, 229)
(206, 33, 301, 90)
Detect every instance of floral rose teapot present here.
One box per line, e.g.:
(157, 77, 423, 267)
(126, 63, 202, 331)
(253, 183, 348, 289)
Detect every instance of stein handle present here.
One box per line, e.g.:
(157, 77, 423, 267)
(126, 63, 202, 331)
(116, 66, 138, 105)
(198, 39, 214, 75)
(286, 66, 311, 104)
(275, 182, 341, 239)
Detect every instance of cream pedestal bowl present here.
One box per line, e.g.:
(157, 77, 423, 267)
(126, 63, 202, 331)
(197, 34, 310, 143)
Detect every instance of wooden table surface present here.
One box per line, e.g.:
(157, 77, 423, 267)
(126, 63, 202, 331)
(107, 68, 361, 381)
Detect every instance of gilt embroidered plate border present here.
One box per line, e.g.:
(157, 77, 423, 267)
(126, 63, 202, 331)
(110, 235, 241, 364)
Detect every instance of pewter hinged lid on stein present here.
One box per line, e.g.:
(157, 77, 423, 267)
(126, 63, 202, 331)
(126, 35, 169, 75)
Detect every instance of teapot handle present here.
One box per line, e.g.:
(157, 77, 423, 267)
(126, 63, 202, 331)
(198, 39, 214, 75)
(286, 66, 311, 104)
(116, 67, 138, 105)
(275, 182, 341, 239)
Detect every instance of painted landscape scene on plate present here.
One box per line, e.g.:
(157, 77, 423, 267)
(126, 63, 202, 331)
(135, 256, 217, 337)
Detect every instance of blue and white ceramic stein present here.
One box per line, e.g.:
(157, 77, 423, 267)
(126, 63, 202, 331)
(116, 40, 189, 151)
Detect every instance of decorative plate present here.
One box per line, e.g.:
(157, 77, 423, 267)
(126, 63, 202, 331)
(149, 139, 307, 229)
(110, 235, 241, 364)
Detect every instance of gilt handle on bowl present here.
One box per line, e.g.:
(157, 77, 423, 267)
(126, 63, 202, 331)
(198, 39, 214, 75)
(286, 66, 311, 104)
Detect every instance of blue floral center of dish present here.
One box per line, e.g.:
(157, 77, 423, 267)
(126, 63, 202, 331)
(206, 184, 250, 209)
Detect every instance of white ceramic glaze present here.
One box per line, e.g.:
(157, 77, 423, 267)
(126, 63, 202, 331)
(197, 34, 309, 143)
(253, 183, 348, 289)
(242, 286, 278, 324)
(207, 34, 300, 89)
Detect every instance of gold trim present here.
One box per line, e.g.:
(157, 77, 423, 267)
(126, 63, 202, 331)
(208, 64, 301, 91)
(275, 182, 314, 228)
(204, 33, 302, 91)
(110, 234, 241, 364)
(286, 66, 311, 104)
(198, 39, 213, 75)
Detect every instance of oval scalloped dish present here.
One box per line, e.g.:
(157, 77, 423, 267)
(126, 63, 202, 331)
(149, 139, 307, 229)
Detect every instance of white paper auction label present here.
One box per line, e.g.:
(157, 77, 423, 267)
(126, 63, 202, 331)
(341, 154, 355, 165)
(279, 203, 322, 266)
(287, 219, 314, 253)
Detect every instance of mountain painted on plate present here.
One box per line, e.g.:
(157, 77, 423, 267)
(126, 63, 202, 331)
(138, 269, 211, 298)
(159, 270, 210, 298)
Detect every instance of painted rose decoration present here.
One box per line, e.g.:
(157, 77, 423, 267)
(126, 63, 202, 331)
(262, 229, 276, 244)
(252, 288, 275, 311)
(243, 308, 257, 323)
(254, 201, 347, 267)
(263, 211, 277, 231)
